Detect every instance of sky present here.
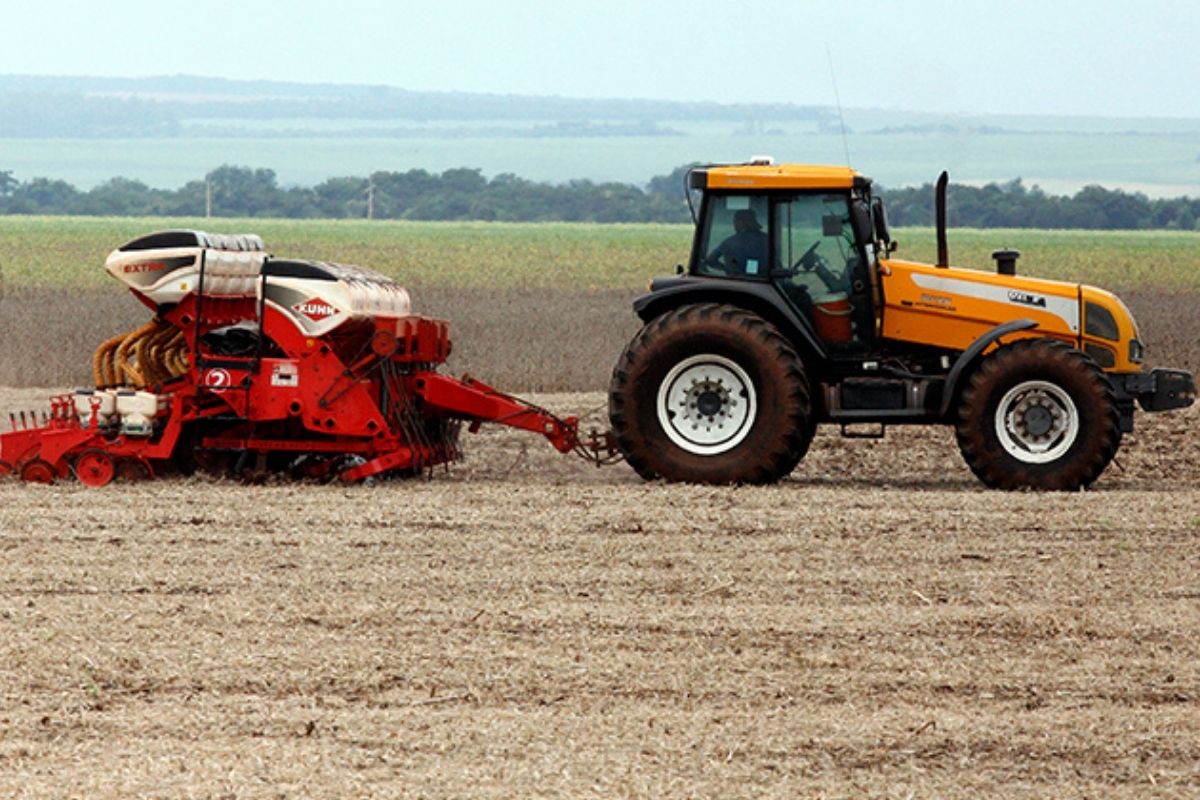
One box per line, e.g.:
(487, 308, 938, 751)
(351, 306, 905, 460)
(2, 0, 1199, 118)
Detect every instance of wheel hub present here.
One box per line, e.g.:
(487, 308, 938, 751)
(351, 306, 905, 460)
(1018, 400, 1056, 439)
(695, 389, 724, 418)
(657, 354, 756, 455)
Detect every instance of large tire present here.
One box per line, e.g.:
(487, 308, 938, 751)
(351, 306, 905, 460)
(955, 339, 1121, 490)
(609, 303, 812, 485)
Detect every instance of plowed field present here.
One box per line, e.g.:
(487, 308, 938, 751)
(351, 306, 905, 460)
(1, 387, 1197, 799)
(2, 220, 1198, 796)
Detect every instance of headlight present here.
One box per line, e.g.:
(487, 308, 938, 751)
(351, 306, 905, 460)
(1085, 343, 1117, 368)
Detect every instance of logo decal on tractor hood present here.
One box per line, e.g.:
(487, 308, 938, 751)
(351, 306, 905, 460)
(293, 298, 339, 321)
(1008, 290, 1047, 308)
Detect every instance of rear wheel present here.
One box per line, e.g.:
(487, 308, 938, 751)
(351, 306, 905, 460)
(956, 339, 1120, 490)
(609, 303, 812, 484)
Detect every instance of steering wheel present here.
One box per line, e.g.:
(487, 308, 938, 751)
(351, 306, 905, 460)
(792, 240, 823, 271)
(788, 240, 843, 292)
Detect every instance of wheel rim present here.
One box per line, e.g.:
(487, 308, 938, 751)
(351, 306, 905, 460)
(657, 354, 757, 455)
(994, 380, 1080, 464)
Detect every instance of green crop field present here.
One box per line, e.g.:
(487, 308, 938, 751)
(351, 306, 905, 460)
(2, 216, 1199, 293)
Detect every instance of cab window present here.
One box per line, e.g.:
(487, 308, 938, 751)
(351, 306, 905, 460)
(773, 194, 858, 295)
(696, 194, 770, 277)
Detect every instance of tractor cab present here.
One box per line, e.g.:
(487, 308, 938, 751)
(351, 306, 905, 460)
(685, 162, 887, 355)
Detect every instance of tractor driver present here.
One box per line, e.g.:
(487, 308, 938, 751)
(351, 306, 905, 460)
(704, 208, 768, 276)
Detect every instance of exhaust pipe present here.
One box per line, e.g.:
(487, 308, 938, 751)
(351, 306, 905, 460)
(935, 170, 949, 268)
(992, 249, 1020, 276)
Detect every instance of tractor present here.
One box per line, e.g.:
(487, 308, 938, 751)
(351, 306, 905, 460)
(608, 161, 1195, 490)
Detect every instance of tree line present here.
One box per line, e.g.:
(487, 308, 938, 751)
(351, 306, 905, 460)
(1, 166, 1198, 230)
(883, 178, 1200, 231)
(0, 165, 692, 222)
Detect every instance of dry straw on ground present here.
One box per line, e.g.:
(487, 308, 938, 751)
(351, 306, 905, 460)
(0, 388, 1198, 798)
(1, 250, 1198, 797)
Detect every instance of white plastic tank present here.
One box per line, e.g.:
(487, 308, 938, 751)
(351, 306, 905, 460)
(74, 389, 117, 427)
(115, 390, 165, 436)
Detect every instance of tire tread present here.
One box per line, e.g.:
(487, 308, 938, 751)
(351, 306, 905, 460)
(609, 303, 812, 484)
(955, 339, 1121, 490)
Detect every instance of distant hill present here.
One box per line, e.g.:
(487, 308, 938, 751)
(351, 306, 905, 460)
(2, 74, 1199, 195)
(0, 74, 834, 133)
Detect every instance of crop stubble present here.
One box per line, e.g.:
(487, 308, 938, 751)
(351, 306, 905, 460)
(0, 386, 1197, 798)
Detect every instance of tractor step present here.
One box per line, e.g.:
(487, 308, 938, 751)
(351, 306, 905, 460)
(839, 423, 887, 440)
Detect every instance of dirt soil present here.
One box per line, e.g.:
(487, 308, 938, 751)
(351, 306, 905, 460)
(0, 388, 1198, 798)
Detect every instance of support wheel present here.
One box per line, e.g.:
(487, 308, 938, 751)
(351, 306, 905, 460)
(0, 461, 13, 480)
(609, 303, 812, 485)
(115, 457, 154, 483)
(74, 449, 116, 487)
(956, 339, 1121, 490)
(191, 449, 237, 478)
(19, 458, 58, 485)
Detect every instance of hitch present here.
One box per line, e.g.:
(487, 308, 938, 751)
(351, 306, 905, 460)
(575, 427, 623, 467)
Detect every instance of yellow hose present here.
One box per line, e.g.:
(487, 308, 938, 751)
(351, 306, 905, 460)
(92, 332, 127, 388)
(138, 323, 178, 386)
(92, 318, 190, 389)
(114, 320, 157, 386)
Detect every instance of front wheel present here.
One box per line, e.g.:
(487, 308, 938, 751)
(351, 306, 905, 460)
(955, 339, 1121, 490)
(609, 303, 812, 485)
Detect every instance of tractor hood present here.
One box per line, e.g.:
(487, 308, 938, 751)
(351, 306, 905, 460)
(879, 258, 1081, 350)
(878, 258, 1145, 373)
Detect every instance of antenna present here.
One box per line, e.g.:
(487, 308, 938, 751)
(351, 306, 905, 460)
(825, 42, 852, 166)
(684, 166, 699, 225)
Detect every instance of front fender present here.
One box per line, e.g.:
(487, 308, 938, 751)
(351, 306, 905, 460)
(939, 318, 1038, 418)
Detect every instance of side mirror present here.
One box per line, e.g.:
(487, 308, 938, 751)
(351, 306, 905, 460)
(850, 200, 873, 245)
(871, 197, 892, 246)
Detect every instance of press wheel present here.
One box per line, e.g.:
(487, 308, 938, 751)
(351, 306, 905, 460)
(19, 458, 58, 484)
(74, 449, 116, 487)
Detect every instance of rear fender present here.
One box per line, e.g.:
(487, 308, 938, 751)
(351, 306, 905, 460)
(633, 279, 829, 367)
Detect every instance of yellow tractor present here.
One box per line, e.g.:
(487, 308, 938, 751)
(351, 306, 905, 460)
(609, 161, 1195, 490)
